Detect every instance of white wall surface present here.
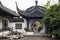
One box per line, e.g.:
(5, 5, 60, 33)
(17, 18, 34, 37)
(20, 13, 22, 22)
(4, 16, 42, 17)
(40, 22, 45, 33)
(22, 18, 27, 28)
(8, 22, 15, 31)
(15, 18, 27, 34)
(8, 18, 45, 34)
(9, 18, 27, 34)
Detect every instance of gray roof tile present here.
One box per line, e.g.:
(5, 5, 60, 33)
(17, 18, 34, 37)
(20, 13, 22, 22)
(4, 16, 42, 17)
(18, 5, 46, 18)
(0, 1, 19, 17)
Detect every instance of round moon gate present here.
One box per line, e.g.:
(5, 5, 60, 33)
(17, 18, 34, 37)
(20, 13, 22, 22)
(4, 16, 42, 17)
(31, 21, 43, 32)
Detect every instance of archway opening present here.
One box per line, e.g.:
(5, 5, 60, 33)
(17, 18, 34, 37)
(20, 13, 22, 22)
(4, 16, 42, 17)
(31, 20, 43, 32)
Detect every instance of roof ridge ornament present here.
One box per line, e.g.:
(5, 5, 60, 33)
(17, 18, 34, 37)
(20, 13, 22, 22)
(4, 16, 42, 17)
(15, 1, 18, 9)
(35, 0, 38, 5)
(0, 1, 3, 6)
(0, 1, 1, 4)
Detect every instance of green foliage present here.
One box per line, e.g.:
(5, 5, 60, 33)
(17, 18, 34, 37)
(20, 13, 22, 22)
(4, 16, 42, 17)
(51, 29, 60, 36)
(43, 4, 60, 36)
(3, 20, 8, 28)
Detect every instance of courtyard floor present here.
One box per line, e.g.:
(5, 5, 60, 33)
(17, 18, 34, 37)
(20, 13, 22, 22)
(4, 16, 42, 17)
(0, 32, 54, 40)
(20, 36, 52, 40)
(0, 36, 53, 40)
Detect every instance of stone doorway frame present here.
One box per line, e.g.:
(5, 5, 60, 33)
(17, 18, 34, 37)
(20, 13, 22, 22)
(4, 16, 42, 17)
(30, 20, 43, 33)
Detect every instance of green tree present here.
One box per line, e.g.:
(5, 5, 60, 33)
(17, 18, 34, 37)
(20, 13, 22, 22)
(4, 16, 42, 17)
(43, 4, 60, 36)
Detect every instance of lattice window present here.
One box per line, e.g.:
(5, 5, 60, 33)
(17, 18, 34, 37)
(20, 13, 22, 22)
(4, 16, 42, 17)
(15, 24, 22, 29)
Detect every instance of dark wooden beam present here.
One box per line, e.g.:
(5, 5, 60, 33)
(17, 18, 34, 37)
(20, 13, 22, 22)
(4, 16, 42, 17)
(27, 19, 29, 30)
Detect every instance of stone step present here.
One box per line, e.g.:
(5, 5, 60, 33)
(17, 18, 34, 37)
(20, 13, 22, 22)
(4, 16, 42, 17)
(24, 34, 51, 38)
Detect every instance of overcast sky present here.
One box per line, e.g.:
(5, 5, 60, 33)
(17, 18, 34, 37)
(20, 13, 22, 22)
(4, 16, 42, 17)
(0, 0, 58, 11)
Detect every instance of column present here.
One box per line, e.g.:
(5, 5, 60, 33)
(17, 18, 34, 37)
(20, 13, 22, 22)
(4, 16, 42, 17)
(27, 19, 29, 31)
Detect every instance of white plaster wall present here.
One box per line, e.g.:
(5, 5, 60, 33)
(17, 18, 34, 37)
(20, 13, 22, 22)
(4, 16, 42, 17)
(40, 22, 45, 33)
(15, 18, 27, 34)
(7, 19, 10, 28)
(22, 18, 27, 28)
(8, 18, 27, 34)
(8, 23, 15, 31)
(0, 19, 2, 29)
(7, 18, 45, 34)
(22, 18, 27, 34)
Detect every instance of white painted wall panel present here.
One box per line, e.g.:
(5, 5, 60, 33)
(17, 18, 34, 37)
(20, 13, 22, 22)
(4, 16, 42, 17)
(8, 22, 15, 31)
(15, 18, 27, 34)
(22, 18, 27, 28)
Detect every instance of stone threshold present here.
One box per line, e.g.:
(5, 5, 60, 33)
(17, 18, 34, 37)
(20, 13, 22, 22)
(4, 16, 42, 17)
(24, 32, 49, 37)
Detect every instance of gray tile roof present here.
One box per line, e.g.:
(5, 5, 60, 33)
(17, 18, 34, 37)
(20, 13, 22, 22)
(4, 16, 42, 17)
(17, 5, 46, 18)
(0, 1, 20, 17)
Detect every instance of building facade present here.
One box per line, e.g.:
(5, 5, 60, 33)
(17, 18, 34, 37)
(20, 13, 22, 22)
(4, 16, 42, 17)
(0, 0, 46, 34)
(0, 1, 19, 31)
(15, 0, 46, 34)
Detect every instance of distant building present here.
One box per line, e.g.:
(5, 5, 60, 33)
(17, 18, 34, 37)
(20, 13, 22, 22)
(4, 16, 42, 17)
(0, 1, 20, 31)
(15, 0, 46, 34)
(0, 0, 46, 34)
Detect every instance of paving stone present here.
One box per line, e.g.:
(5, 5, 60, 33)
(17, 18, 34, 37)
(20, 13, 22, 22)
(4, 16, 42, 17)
(0, 36, 53, 40)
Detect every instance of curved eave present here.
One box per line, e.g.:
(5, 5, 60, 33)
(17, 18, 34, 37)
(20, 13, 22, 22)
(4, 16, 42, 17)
(19, 12, 44, 18)
(1, 10, 20, 17)
(17, 4, 46, 18)
(0, 2, 19, 17)
(25, 5, 46, 13)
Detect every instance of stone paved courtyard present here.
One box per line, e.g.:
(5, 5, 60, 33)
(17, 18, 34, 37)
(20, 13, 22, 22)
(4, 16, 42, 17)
(22, 36, 52, 40)
(0, 36, 53, 40)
